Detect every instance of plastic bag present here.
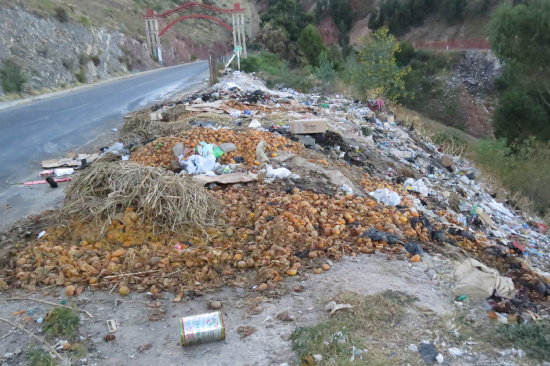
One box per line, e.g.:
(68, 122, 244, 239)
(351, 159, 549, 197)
(184, 155, 216, 175)
(370, 188, 401, 206)
(195, 141, 224, 159)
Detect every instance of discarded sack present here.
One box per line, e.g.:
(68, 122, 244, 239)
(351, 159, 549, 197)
(453, 258, 515, 302)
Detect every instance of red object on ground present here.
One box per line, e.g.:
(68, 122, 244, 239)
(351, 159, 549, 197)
(24, 178, 71, 185)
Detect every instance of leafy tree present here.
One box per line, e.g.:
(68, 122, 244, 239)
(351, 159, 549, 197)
(352, 27, 411, 100)
(297, 24, 327, 66)
(368, 0, 438, 36)
(315, 51, 337, 82)
(257, 22, 291, 57)
(440, 0, 467, 24)
(490, 0, 550, 142)
(260, 0, 312, 42)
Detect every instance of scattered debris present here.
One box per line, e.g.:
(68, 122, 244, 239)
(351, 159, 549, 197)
(324, 301, 352, 315)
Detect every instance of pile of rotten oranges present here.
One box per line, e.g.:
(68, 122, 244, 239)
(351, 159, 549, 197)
(5, 175, 477, 296)
(131, 127, 302, 169)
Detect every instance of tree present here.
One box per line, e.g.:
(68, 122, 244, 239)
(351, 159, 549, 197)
(257, 22, 291, 57)
(353, 27, 411, 100)
(297, 24, 326, 66)
(490, 0, 550, 142)
(440, 0, 467, 24)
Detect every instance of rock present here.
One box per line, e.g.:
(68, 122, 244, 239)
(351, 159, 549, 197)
(149, 257, 161, 265)
(408, 344, 419, 352)
(257, 283, 268, 291)
(0, 279, 8, 291)
(441, 156, 454, 170)
(435, 353, 444, 364)
(209, 300, 222, 310)
(448, 347, 464, 357)
(80, 357, 89, 365)
(3, 352, 14, 359)
(276, 311, 295, 322)
(219, 143, 237, 153)
(172, 143, 184, 158)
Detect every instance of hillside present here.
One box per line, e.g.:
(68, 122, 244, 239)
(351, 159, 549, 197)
(0, 0, 260, 97)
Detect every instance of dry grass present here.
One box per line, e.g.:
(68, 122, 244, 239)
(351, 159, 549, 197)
(61, 159, 221, 232)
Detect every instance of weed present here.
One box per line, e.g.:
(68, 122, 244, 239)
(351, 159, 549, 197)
(61, 58, 74, 70)
(79, 16, 90, 27)
(25, 347, 56, 366)
(91, 55, 101, 67)
(54, 6, 68, 23)
(291, 291, 419, 365)
(75, 67, 86, 83)
(42, 307, 80, 340)
(1, 59, 26, 93)
(361, 126, 373, 136)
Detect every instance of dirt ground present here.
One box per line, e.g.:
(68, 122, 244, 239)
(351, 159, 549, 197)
(0, 251, 530, 366)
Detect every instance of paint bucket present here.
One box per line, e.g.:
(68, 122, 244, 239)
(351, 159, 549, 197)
(180, 311, 225, 346)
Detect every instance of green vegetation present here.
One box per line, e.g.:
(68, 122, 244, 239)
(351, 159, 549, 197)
(0, 59, 26, 93)
(42, 307, 80, 340)
(490, 0, 550, 143)
(475, 138, 550, 216)
(441, 0, 468, 24)
(368, 0, 438, 36)
(352, 28, 410, 100)
(397, 45, 466, 129)
(291, 291, 418, 365)
(297, 24, 326, 66)
(496, 320, 550, 361)
(54, 6, 68, 23)
(25, 347, 56, 366)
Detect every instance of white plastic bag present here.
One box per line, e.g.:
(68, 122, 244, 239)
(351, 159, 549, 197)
(370, 188, 401, 206)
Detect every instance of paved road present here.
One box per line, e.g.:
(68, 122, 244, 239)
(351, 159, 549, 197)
(0, 61, 209, 230)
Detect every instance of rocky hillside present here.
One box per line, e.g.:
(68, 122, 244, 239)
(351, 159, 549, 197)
(0, 0, 259, 97)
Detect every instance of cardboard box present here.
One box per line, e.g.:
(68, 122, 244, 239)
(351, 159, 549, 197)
(290, 119, 328, 134)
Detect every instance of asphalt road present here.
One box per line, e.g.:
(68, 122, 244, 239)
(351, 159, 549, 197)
(0, 61, 209, 230)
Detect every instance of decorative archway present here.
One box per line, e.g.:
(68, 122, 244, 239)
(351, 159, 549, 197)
(143, 2, 247, 64)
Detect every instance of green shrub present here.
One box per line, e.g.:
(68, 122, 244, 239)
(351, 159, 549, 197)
(75, 67, 86, 83)
(80, 16, 90, 26)
(0, 59, 26, 93)
(91, 55, 101, 67)
(42, 307, 80, 340)
(496, 320, 550, 361)
(240, 52, 284, 75)
(25, 347, 55, 366)
(54, 7, 69, 23)
(297, 24, 326, 66)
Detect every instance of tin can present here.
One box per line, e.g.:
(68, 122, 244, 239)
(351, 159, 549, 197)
(180, 311, 225, 346)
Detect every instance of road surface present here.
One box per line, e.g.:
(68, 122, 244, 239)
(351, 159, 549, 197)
(0, 61, 209, 230)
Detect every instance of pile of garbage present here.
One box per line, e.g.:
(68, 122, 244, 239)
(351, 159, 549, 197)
(3, 72, 550, 319)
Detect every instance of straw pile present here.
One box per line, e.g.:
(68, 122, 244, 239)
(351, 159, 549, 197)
(62, 160, 221, 232)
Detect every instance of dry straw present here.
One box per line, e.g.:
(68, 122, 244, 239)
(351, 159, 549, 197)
(62, 159, 221, 232)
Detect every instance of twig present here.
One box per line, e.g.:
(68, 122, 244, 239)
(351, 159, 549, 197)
(162, 267, 186, 278)
(0, 317, 66, 363)
(109, 281, 120, 294)
(2, 298, 92, 318)
(103, 269, 160, 279)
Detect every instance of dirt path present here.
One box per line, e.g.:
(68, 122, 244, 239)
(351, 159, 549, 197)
(0, 252, 529, 365)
